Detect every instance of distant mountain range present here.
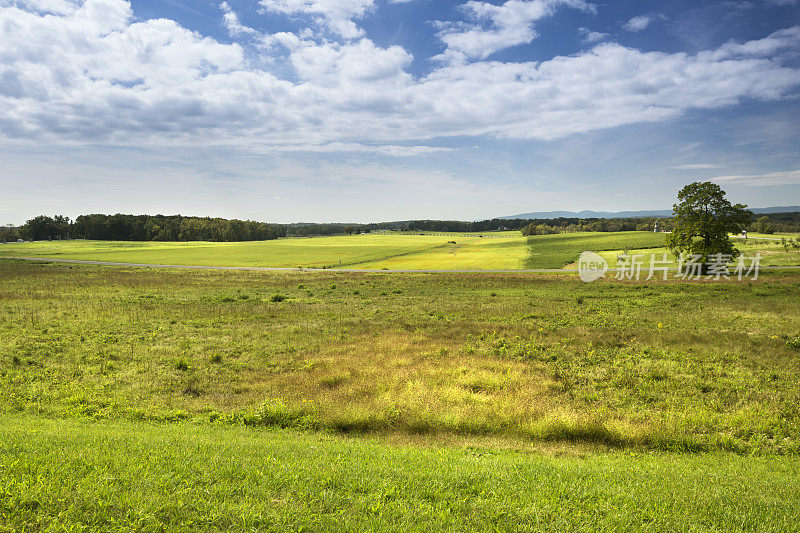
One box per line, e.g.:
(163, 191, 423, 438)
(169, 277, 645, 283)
(498, 206, 800, 220)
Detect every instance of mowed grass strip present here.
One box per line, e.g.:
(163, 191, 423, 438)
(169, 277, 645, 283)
(525, 232, 667, 269)
(0, 233, 529, 270)
(2, 260, 799, 453)
(2, 415, 799, 532)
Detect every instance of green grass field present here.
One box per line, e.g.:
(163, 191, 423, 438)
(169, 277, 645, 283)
(524, 232, 667, 268)
(2, 260, 800, 451)
(3, 235, 800, 529)
(3, 415, 799, 531)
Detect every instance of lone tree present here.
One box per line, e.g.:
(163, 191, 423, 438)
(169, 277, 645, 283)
(666, 182, 752, 265)
(755, 216, 775, 234)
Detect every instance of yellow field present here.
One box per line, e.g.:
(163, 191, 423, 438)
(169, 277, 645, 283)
(0, 233, 530, 270)
(354, 237, 528, 269)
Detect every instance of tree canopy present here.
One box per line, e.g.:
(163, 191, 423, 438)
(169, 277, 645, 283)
(666, 182, 752, 262)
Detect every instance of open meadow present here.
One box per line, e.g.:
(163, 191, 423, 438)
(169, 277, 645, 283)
(0, 233, 531, 270)
(2, 255, 800, 529)
(0, 231, 673, 271)
(5, 0, 800, 528)
(3, 231, 797, 272)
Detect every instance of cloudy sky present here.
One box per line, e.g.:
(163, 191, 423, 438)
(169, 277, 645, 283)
(1, 0, 799, 224)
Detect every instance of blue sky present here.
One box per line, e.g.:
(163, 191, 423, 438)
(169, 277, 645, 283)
(1, 0, 799, 224)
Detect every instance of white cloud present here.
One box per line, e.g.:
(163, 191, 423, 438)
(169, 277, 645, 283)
(579, 27, 609, 44)
(712, 169, 800, 186)
(7, 0, 77, 14)
(669, 164, 723, 170)
(416, 37, 800, 140)
(705, 26, 800, 60)
(258, 0, 374, 39)
(220, 2, 257, 37)
(287, 38, 412, 83)
(623, 15, 652, 32)
(1, 1, 800, 153)
(256, 142, 455, 156)
(435, 0, 595, 63)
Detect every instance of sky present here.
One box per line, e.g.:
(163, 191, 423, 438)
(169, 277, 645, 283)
(1, 0, 800, 224)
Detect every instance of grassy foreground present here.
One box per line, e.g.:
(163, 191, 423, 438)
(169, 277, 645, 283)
(2, 415, 799, 532)
(3, 258, 800, 530)
(2, 260, 800, 453)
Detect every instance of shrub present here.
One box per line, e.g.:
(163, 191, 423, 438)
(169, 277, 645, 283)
(247, 400, 317, 429)
(269, 294, 287, 302)
(175, 359, 189, 371)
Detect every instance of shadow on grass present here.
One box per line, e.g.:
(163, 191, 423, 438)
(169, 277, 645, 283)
(225, 400, 748, 454)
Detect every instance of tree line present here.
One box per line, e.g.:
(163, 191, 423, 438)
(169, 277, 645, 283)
(2, 214, 285, 242)
(2, 211, 800, 243)
(751, 213, 800, 234)
(519, 217, 675, 236)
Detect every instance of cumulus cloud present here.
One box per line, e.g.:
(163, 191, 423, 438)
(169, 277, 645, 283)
(8, 0, 77, 14)
(435, 0, 595, 63)
(705, 26, 800, 60)
(579, 27, 609, 44)
(220, 1, 257, 37)
(623, 15, 652, 32)
(1, 1, 800, 152)
(258, 0, 374, 39)
(416, 36, 800, 140)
